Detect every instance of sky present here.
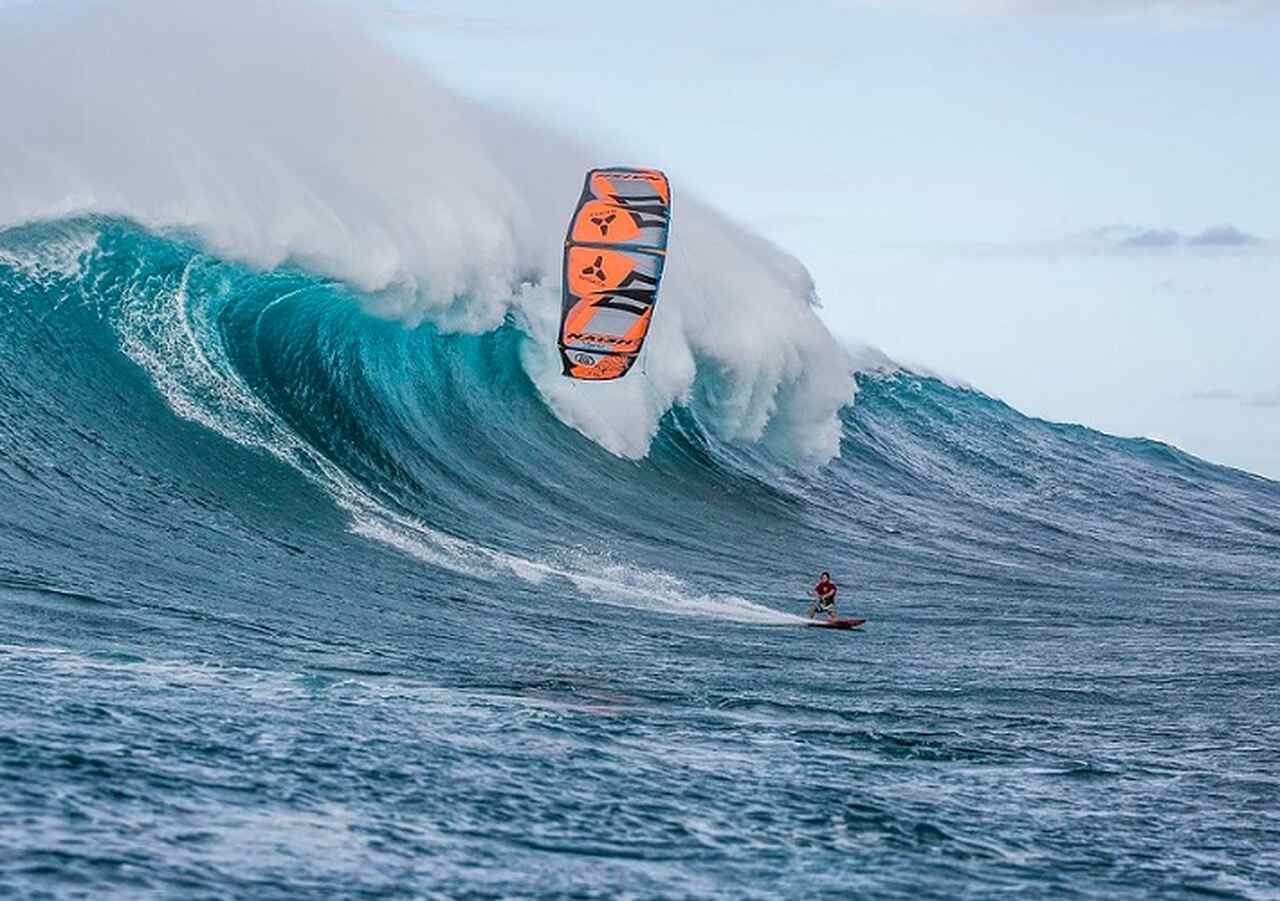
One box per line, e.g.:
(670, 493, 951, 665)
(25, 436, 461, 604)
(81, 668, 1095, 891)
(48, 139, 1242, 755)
(379, 0, 1280, 478)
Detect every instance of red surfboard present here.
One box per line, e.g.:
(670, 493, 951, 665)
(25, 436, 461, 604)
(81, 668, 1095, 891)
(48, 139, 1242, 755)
(806, 618, 865, 630)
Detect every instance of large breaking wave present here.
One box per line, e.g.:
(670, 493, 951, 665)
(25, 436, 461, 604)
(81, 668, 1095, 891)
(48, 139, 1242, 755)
(0, 0, 851, 462)
(3, 215, 1277, 624)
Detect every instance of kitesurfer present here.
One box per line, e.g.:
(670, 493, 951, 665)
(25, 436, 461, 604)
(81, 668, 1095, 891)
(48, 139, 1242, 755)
(808, 572, 838, 620)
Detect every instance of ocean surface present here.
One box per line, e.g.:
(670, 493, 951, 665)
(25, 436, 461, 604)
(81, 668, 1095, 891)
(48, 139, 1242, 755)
(2, 217, 1279, 900)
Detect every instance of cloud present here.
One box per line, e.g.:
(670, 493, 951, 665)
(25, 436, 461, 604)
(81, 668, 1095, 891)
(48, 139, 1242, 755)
(946, 0, 1272, 17)
(909, 223, 1274, 260)
(1120, 228, 1181, 249)
(1192, 388, 1280, 408)
(857, 0, 1280, 21)
(1075, 223, 1265, 252)
(1191, 388, 1241, 401)
(1188, 224, 1260, 247)
(364, 7, 550, 38)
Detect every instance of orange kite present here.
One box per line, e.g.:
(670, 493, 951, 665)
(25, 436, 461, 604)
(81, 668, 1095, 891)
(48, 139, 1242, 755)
(558, 167, 671, 381)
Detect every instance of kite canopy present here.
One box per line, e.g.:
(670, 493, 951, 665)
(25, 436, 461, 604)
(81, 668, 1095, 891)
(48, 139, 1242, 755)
(558, 167, 671, 380)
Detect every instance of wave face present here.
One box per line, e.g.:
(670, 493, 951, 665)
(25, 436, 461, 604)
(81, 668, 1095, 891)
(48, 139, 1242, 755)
(4, 217, 1279, 899)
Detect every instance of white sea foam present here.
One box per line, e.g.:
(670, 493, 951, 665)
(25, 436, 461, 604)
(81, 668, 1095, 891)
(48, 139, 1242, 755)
(350, 517, 801, 624)
(0, 224, 98, 285)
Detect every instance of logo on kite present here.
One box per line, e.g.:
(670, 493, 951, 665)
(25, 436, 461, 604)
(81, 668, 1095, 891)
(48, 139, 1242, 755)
(558, 166, 670, 381)
(589, 212, 617, 236)
(581, 255, 607, 284)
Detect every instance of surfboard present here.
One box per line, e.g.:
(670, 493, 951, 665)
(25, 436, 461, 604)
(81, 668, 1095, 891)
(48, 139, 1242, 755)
(806, 618, 865, 630)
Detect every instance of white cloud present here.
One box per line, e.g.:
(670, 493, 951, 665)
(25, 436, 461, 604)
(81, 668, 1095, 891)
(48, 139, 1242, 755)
(1082, 224, 1266, 251)
(1194, 388, 1280, 409)
(857, 0, 1278, 20)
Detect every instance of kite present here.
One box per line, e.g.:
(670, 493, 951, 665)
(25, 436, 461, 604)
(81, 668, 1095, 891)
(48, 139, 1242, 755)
(558, 167, 671, 380)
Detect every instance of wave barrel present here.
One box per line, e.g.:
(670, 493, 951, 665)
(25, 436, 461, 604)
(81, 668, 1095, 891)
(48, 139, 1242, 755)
(558, 167, 671, 380)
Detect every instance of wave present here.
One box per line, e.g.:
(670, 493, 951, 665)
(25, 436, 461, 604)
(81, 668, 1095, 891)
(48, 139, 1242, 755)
(0, 216, 830, 622)
(0, 0, 852, 462)
(3, 216, 1278, 632)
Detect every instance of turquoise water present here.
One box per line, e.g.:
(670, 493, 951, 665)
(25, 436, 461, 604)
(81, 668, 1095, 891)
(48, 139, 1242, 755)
(2, 219, 1278, 899)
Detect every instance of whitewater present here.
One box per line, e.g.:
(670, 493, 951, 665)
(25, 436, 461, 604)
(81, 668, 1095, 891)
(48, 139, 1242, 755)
(2, 2, 1279, 899)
